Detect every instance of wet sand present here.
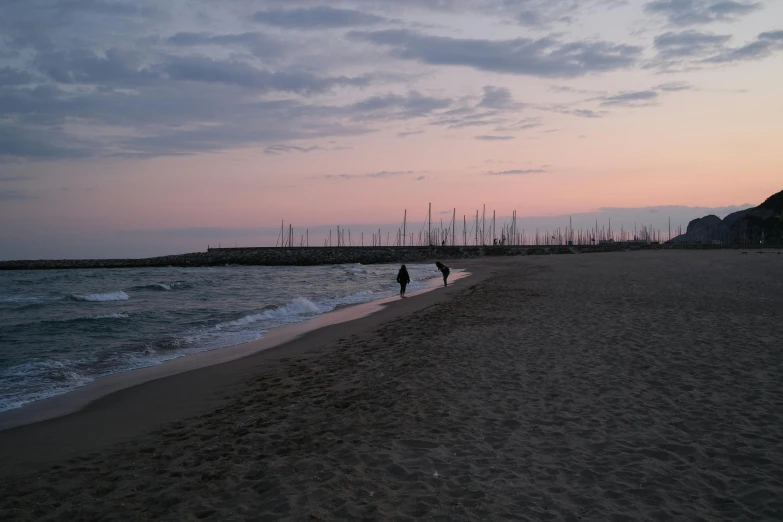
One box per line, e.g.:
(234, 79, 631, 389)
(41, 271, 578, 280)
(1, 250, 782, 521)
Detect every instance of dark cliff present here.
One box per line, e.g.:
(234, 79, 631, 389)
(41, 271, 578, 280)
(730, 189, 783, 244)
(670, 189, 783, 244)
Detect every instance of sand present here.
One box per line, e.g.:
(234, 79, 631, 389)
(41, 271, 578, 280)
(1, 250, 782, 521)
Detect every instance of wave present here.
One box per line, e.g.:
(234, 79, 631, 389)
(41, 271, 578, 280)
(0, 295, 62, 303)
(0, 359, 94, 412)
(133, 283, 172, 291)
(92, 313, 129, 320)
(340, 263, 367, 275)
(130, 281, 189, 291)
(70, 291, 130, 302)
(218, 297, 322, 328)
(323, 289, 377, 309)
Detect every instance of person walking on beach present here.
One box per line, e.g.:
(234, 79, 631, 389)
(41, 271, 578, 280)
(397, 264, 411, 298)
(435, 261, 450, 287)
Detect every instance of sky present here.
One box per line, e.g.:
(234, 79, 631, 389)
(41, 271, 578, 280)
(1, 0, 781, 259)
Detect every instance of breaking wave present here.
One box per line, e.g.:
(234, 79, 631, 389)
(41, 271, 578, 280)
(219, 298, 321, 328)
(70, 291, 130, 302)
(0, 359, 94, 412)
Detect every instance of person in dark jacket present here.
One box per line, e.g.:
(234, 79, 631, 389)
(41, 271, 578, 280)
(435, 261, 450, 287)
(396, 264, 411, 298)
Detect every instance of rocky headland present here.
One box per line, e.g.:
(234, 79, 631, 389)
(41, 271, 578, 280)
(670, 189, 783, 244)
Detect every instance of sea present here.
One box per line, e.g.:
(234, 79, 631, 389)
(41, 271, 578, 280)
(0, 262, 454, 413)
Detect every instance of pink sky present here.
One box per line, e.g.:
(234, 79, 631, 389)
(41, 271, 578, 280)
(1, 0, 781, 258)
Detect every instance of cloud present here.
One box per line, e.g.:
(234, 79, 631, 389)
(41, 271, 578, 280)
(0, 75, 445, 160)
(434, 116, 505, 129)
(264, 144, 324, 155)
(575, 82, 691, 111)
(2, 0, 773, 164)
(760, 30, 783, 41)
(644, 0, 762, 26)
(56, 0, 156, 17)
(253, 7, 389, 29)
(0, 67, 35, 86)
(516, 9, 545, 27)
(415, 175, 426, 181)
(655, 81, 693, 91)
(326, 170, 415, 180)
(651, 28, 783, 69)
(163, 56, 371, 94)
(0, 81, 377, 159)
(36, 48, 158, 86)
(549, 85, 607, 95)
(653, 30, 732, 58)
(536, 104, 608, 118)
(512, 1, 626, 29)
(703, 31, 783, 63)
(428, 96, 524, 129)
(0, 125, 93, 160)
(349, 91, 452, 119)
(475, 135, 515, 141)
(564, 109, 601, 118)
(486, 169, 546, 175)
(167, 32, 283, 58)
(708, 1, 761, 16)
(599, 90, 659, 106)
(493, 117, 543, 131)
(567, 108, 607, 118)
(0, 189, 36, 201)
(478, 86, 519, 109)
(347, 29, 642, 78)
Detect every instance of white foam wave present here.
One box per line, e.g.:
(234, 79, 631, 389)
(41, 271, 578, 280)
(218, 297, 322, 328)
(93, 313, 129, 320)
(0, 359, 94, 412)
(72, 291, 130, 302)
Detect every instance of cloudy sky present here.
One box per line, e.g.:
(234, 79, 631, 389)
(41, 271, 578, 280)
(1, 0, 781, 258)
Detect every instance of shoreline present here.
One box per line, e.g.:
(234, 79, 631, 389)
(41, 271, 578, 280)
(0, 259, 488, 477)
(0, 269, 470, 431)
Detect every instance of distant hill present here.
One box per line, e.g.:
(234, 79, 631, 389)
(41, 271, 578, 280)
(669, 189, 783, 244)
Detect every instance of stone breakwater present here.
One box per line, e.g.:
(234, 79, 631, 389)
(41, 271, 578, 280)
(0, 244, 777, 270)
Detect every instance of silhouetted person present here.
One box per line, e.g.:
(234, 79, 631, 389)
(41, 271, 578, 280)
(397, 264, 410, 298)
(435, 261, 450, 287)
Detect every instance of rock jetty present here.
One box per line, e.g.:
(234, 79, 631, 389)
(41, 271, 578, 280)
(0, 243, 768, 271)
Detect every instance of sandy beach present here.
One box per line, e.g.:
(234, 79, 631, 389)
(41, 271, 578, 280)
(1, 250, 782, 521)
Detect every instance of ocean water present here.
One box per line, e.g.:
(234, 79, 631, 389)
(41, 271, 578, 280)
(0, 263, 453, 412)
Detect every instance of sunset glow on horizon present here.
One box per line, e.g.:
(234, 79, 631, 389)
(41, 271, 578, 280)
(1, 0, 781, 258)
